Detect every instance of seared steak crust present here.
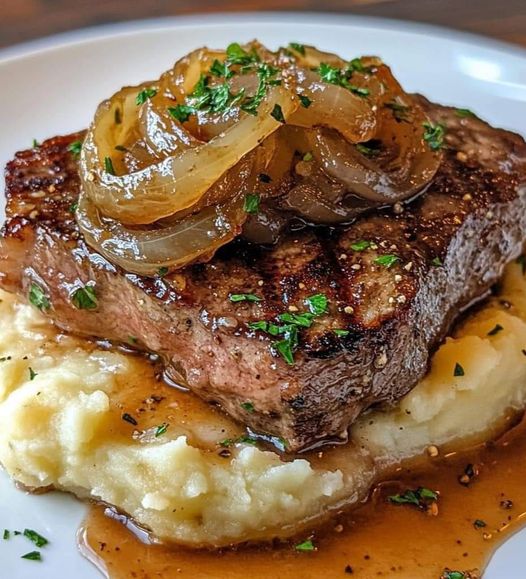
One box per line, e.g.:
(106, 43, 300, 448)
(1, 98, 526, 451)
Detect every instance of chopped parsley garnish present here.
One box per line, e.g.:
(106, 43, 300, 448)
(347, 57, 371, 74)
(423, 121, 445, 151)
(128, 336, 138, 344)
(155, 423, 169, 437)
(21, 551, 42, 561)
(298, 94, 312, 108)
(388, 487, 438, 509)
(431, 257, 443, 266)
(3, 529, 9, 540)
(334, 329, 350, 337)
(225, 42, 257, 66)
(441, 571, 466, 579)
(229, 293, 262, 303)
(28, 367, 37, 381)
(240, 401, 255, 413)
(473, 519, 487, 528)
(305, 293, 328, 315)
(23, 529, 48, 548)
(29, 283, 50, 311)
(351, 240, 371, 252)
(295, 539, 315, 552)
(157, 266, 169, 277)
(271, 103, 286, 123)
(385, 100, 411, 122)
(454, 362, 465, 377)
(258, 173, 271, 183)
(487, 324, 503, 336)
(303, 151, 313, 162)
(219, 434, 258, 447)
(249, 294, 328, 364)
(273, 327, 298, 365)
(32, 139, 40, 148)
(167, 105, 194, 123)
(356, 142, 380, 157)
(288, 42, 306, 55)
(516, 254, 526, 274)
(333, 329, 351, 338)
(244, 193, 260, 214)
(71, 285, 97, 310)
(122, 413, 138, 426)
(135, 87, 157, 106)
(69, 202, 78, 214)
(456, 108, 475, 118)
(104, 156, 115, 175)
(210, 59, 232, 79)
(374, 254, 400, 268)
(279, 311, 315, 328)
(67, 140, 83, 157)
(317, 63, 369, 97)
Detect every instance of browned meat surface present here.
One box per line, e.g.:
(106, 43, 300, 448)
(1, 98, 526, 451)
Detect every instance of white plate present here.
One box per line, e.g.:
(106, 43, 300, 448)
(1, 13, 525, 578)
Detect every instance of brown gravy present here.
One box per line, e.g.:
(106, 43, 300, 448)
(78, 382, 526, 579)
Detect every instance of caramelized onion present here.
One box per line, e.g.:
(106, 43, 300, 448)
(76, 193, 247, 276)
(81, 85, 297, 225)
(76, 41, 443, 275)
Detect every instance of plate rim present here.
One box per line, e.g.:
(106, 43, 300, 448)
(1, 11, 526, 66)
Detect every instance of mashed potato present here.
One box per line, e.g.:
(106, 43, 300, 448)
(1, 262, 526, 546)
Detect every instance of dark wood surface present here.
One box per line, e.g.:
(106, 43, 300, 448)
(1, 0, 525, 50)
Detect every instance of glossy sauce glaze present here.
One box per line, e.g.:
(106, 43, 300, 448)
(77, 351, 526, 579)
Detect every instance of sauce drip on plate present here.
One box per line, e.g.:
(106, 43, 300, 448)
(77, 354, 526, 579)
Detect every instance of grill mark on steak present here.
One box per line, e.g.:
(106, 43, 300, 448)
(1, 97, 526, 451)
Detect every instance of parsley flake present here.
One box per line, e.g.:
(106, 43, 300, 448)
(351, 240, 371, 252)
(295, 539, 315, 552)
(157, 266, 169, 278)
(388, 487, 438, 508)
(487, 324, 503, 336)
(229, 293, 262, 303)
(240, 401, 255, 413)
(168, 104, 195, 123)
(288, 42, 306, 55)
(28, 367, 37, 381)
(423, 121, 445, 151)
(305, 294, 328, 315)
(67, 140, 83, 157)
(454, 362, 465, 377)
(29, 283, 50, 311)
(21, 551, 42, 561)
(155, 423, 169, 437)
(431, 257, 443, 266)
(3, 529, 9, 540)
(271, 103, 286, 123)
(441, 571, 466, 579)
(456, 108, 476, 118)
(71, 285, 97, 310)
(244, 193, 260, 214)
(299, 94, 312, 108)
(385, 100, 411, 122)
(374, 254, 400, 268)
(334, 329, 350, 337)
(104, 156, 115, 175)
(135, 87, 157, 106)
(122, 413, 138, 426)
(23, 529, 48, 548)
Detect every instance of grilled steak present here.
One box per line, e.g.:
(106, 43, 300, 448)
(1, 98, 526, 451)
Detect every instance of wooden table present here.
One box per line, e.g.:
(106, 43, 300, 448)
(1, 0, 525, 50)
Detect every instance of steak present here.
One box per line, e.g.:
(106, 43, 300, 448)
(1, 98, 526, 451)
